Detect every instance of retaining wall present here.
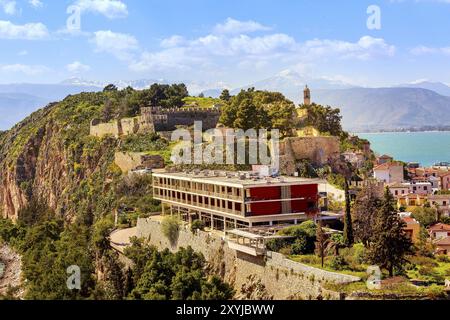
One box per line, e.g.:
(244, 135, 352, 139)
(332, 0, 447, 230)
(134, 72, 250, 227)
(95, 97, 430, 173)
(136, 218, 360, 300)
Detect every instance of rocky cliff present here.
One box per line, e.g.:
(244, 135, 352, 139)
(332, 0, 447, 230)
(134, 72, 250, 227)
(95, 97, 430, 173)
(0, 92, 118, 220)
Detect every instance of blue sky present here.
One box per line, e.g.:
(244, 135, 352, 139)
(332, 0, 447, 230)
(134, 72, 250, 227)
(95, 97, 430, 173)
(1, 0, 450, 88)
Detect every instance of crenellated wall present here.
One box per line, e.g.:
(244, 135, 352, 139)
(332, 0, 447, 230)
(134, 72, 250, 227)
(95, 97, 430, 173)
(90, 107, 221, 138)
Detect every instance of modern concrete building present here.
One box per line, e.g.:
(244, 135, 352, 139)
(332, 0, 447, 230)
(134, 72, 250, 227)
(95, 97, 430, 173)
(152, 170, 322, 230)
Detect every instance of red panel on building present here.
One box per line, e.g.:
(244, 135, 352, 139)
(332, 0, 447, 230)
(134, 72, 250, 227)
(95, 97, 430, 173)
(291, 184, 319, 214)
(248, 186, 281, 216)
(249, 202, 282, 216)
(249, 186, 281, 201)
(291, 184, 318, 198)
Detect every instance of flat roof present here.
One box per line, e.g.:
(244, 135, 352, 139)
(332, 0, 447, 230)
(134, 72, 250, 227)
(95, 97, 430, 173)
(226, 229, 264, 240)
(153, 171, 323, 188)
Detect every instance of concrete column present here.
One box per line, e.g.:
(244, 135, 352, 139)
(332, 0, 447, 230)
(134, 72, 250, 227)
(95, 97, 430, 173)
(211, 214, 214, 230)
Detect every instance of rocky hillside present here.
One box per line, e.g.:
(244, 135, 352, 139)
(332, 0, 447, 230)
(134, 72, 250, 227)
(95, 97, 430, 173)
(0, 92, 119, 220)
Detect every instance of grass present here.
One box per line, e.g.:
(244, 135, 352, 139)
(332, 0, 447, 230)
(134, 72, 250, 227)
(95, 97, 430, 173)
(289, 254, 368, 279)
(183, 97, 222, 109)
(406, 258, 450, 283)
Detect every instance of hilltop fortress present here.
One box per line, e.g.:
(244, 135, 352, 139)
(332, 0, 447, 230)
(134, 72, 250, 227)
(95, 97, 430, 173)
(90, 106, 221, 138)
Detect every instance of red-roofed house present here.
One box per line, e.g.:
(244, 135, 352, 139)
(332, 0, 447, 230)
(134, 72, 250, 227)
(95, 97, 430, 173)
(440, 172, 450, 191)
(435, 237, 450, 256)
(429, 223, 450, 240)
(402, 217, 420, 243)
(374, 162, 404, 184)
(376, 154, 393, 165)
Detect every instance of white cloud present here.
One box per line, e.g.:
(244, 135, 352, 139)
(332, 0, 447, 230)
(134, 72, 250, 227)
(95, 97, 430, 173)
(213, 17, 272, 34)
(18, 50, 28, 56)
(0, 64, 49, 75)
(301, 36, 396, 60)
(411, 45, 450, 55)
(75, 0, 128, 19)
(0, 0, 18, 15)
(0, 20, 49, 40)
(131, 31, 395, 74)
(91, 30, 139, 60)
(66, 61, 91, 73)
(160, 35, 186, 48)
(29, 0, 43, 8)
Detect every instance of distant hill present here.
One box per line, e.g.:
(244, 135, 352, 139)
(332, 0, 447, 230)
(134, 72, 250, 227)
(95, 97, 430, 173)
(313, 87, 450, 132)
(232, 69, 356, 103)
(0, 93, 48, 130)
(396, 81, 450, 97)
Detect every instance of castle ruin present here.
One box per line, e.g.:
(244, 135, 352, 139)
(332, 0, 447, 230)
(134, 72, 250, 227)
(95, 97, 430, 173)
(90, 106, 221, 138)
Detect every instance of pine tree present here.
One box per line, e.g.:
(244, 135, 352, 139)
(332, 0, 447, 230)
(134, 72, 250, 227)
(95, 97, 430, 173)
(343, 179, 354, 247)
(220, 89, 231, 102)
(367, 187, 413, 277)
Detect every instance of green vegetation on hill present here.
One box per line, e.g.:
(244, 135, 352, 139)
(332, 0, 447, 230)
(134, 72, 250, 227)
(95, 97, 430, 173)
(0, 85, 236, 300)
(220, 88, 296, 137)
(183, 97, 222, 109)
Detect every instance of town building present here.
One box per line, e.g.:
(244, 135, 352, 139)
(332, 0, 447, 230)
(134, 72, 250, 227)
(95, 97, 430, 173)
(402, 216, 421, 243)
(429, 223, 450, 240)
(389, 183, 410, 198)
(376, 154, 394, 165)
(342, 151, 365, 168)
(152, 170, 322, 230)
(373, 162, 404, 184)
(440, 172, 450, 191)
(435, 237, 450, 256)
(428, 194, 450, 217)
(397, 194, 427, 207)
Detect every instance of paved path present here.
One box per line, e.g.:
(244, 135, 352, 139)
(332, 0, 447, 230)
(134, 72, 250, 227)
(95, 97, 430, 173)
(110, 227, 137, 254)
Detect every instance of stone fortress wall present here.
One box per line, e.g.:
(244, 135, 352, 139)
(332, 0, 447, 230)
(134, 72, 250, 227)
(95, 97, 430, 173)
(279, 136, 341, 175)
(136, 218, 360, 300)
(90, 107, 221, 138)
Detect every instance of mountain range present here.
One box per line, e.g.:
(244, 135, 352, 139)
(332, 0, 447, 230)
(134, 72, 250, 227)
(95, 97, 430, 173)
(1, 74, 450, 131)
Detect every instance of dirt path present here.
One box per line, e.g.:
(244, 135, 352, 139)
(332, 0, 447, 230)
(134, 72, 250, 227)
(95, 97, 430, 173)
(0, 244, 24, 298)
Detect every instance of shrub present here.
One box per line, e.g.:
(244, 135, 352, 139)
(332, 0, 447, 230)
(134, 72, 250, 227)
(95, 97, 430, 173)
(161, 216, 180, 246)
(426, 284, 447, 300)
(352, 243, 368, 265)
(191, 220, 205, 233)
(436, 254, 450, 263)
(328, 255, 348, 271)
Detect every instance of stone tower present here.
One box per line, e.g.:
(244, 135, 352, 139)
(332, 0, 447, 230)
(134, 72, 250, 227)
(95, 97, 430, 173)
(138, 107, 156, 134)
(303, 85, 311, 106)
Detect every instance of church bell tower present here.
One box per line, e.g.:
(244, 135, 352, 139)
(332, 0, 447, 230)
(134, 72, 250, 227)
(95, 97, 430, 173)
(303, 85, 311, 106)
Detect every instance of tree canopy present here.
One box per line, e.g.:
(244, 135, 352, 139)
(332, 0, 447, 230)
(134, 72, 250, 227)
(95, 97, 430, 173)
(219, 89, 295, 137)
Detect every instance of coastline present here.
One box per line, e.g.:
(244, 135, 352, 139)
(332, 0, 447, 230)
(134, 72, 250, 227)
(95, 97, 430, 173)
(352, 130, 450, 135)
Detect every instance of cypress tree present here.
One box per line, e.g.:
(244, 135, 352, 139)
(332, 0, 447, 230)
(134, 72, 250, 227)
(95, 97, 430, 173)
(367, 187, 412, 277)
(343, 179, 354, 247)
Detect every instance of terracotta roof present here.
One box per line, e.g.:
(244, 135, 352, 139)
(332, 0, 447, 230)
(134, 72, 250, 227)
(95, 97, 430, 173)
(389, 183, 408, 188)
(436, 236, 450, 246)
(403, 217, 420, 225)
(374, 162, 403, 171)
(439, 172, 450, 178)
(429, 223, 450, 232)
